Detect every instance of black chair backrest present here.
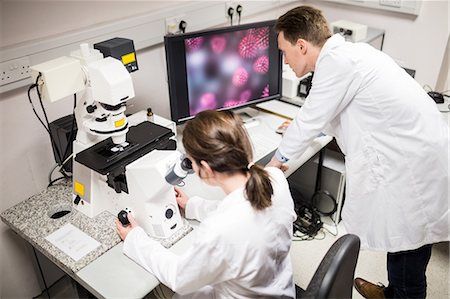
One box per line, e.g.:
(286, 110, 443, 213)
(304, 234, 361, 299)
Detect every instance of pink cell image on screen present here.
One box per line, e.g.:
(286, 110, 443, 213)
(200, 92, 217, 109)
(255, 27, 269, 50)
(185, 26, 272, 115)
(232, 67, 248, 86)
(240, 90, 252, 102)
(262, 84, 269, 97)
(185, 37, 204, 51)
(224, 99, 248, 108)
(253, 55, 269, 74)
(238, 35, 258, 59)
(210, 36, 227, 54)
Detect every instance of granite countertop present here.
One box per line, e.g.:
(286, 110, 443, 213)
(0, 180, 120, 274)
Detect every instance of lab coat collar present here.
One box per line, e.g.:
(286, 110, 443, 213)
(217, 187, 247, 212)
(317, 34, 346, 63)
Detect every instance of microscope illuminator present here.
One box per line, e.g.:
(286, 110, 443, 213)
(31, 57, 85, 103)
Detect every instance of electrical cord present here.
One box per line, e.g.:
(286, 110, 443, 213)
(27, 76, 50, 135)
(54, 94, 78, 180)
(36, 78, 52, 133)
(179, 20, 187, 33)
(27, 75, 64, 164)
(30, 78, 77, 187)
(236, 5, 242, 25)
(48, 163, 59, 184)
(292, 228, 326, 241)
(48, 155, 73, 187)
(60, 153, 74, 170)
(228, 7, 234, 26)
(322, 216, 339, 237)
(48, 176, 68, 188)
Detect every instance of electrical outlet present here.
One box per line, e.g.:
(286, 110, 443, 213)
(165, 14, 186, 35)
(379, 0, 401, 8)
(0, 56, 31, 86)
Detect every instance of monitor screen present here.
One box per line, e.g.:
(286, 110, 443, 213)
(164, 20, 282, 124)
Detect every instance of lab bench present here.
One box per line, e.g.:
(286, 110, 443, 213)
(0, 180, 119, 275)
(1, 102, 332, 299)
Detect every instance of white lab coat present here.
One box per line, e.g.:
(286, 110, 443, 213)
(123, 167, 297, 298)
(279, 34, 449, 252)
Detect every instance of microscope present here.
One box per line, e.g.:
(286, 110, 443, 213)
(31, 38, 192, 246)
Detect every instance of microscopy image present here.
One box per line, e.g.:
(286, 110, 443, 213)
(185, 27, 270, 115)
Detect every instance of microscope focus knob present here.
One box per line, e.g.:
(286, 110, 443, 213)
(74, 195, 81, 205)
(86, 104, 97, 113)
(118, 210, 130, 226)
(165, 208, 174, 219)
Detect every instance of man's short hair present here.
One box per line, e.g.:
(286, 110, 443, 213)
(276, 6, 331, 47)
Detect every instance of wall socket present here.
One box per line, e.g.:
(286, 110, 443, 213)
(165, 14, 186, 35)
(0, 56, 31, 86)
(379, 0, 401, 8)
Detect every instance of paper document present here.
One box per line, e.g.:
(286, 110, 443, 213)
(46, 223, 101, 261)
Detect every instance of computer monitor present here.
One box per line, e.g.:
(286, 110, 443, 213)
(164, 20, 282, 124)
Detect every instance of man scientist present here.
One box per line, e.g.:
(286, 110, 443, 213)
(268, 5, 449, 299)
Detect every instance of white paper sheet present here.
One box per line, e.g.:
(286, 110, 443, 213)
(45, 223, 101, 261)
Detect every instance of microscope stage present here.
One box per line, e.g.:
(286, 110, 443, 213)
(75, 121, 176, 175)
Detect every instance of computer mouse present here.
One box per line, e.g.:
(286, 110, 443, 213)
(117, 210, 130, 226)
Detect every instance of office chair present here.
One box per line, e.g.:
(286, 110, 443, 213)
(296, 234, 361, 299)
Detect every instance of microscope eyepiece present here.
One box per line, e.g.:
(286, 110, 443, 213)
(165, 154, 194, 185)
(181, 157, 193, 172)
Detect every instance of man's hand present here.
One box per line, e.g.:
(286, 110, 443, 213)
(267, 155, 289, 172)
(115, 213, 139, 241)
(174, 186, 189, 211)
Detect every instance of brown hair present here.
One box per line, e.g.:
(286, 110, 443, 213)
(275, 5, 331, 47)
(182, 110, 273, 210)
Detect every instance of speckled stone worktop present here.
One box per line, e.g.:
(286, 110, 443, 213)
(0, 180, 120, 274)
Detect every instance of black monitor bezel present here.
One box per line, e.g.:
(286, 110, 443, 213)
(164, 20, 282, 124)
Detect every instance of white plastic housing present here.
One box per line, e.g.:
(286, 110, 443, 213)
(87, 57, 135, 106)
(126, 150, 184, 239)
(31, 56, 85, 102)
(331, 20, 368, 42)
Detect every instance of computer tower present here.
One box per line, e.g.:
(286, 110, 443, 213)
(288, 150, 346, 223)
(49, 114, 77, 173)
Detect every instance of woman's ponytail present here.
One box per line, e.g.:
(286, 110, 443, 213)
(245, 164, 273, 210)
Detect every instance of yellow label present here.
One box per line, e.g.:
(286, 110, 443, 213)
(115, 118, 125, 127)
(122, 52, 136, 65)
(74, 181, 85, 197)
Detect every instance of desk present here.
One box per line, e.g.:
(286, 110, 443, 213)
(1, 102, 331, 299)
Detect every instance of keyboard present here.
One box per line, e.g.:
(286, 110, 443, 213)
(250, 132, 280, 162)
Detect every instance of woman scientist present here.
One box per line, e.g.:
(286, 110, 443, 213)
(116, 110, 297, 298)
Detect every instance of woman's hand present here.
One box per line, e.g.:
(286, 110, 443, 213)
(174, 186, 189, 211)
(115, 213, 139, 241)
(267, 155, 289, 172)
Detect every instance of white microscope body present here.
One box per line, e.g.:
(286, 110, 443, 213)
(31, 42, 187, 241)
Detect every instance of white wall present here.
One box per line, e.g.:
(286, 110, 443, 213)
(1, 0, 448, 297)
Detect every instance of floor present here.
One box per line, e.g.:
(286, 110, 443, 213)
(40, 229, 449, 299)
(291, 230, 449, 299)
